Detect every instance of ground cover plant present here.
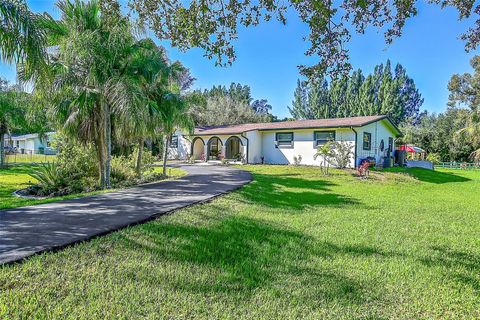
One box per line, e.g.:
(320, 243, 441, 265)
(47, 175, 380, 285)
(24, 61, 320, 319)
(1, 165, 478, 319)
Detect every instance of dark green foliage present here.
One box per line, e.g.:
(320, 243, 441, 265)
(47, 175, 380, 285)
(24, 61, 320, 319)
(288, 60, 423, 125)
(400, 108, 475, 162)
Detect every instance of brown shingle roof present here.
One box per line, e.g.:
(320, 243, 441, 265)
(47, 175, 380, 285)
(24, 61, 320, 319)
(194, 115, 401, 136)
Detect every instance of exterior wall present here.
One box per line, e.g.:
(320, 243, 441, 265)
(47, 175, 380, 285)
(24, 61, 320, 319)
(5, 132, 57, 154)
(245, 130, 262, 163)
(168, 131, 247, 161)
(260, 128, 356, 167)
(167, 130, 191, 160)
(355, 119, 397, 166)
(170, 119, 399, 166)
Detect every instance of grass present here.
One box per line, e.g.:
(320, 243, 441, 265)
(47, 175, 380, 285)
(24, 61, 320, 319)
(4, 153, 57, 164)
(1, 165, 479, 319)
(0, 164, 186, 210)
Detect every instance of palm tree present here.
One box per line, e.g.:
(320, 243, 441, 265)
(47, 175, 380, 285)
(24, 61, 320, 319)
(38, 0, 137, 188)
(156, 92, 193, 175)
(111, 39, 194, 177)
(458, 108, 480, 162)
(314, 141, 333, 175)
(0, 0, 47, 78)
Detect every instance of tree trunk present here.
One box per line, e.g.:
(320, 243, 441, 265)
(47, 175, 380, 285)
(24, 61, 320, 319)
(162, 135, 169, 176)
(0, 130, 5, 168)
(105, 104, 112, 189)
(136, 138, 143, 178)
(96, 134, 106, 189)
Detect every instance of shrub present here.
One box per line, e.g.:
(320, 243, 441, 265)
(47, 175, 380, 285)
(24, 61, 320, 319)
(426, 152, 441, 164)
(29, 162, 65, 195)
(293, 155, 302, 166)
(329, 141, 354, 169)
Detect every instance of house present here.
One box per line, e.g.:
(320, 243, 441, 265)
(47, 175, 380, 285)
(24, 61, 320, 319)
(3, 132, 57, 155)
(169, 115, 402, 168)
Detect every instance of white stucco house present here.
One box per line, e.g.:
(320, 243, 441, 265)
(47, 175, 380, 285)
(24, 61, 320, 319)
(3, 132, 57, 155)
(168, 115, 402, 168)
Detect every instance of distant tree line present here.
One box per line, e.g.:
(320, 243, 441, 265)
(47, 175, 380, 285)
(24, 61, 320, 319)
(401, 56, 480, 163)
(289, 60, 424, 125)
(190, 83, 273, 126)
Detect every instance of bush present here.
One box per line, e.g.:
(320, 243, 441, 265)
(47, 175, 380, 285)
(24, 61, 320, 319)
(28, 137, 167, 197)
(329, 141, 354, 169)
(426, 153, 441, 164)
(29, 162, 66, 196)
(293, 155, 302, 166)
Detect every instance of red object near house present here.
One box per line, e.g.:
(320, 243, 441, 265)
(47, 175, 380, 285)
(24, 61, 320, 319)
(398, 145, 425, 153)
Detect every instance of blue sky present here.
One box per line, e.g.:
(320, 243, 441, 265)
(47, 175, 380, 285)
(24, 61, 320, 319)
(1, 1, 478, 118)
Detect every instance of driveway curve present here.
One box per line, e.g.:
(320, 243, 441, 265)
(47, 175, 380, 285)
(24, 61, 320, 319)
(0, 165, 252, 264)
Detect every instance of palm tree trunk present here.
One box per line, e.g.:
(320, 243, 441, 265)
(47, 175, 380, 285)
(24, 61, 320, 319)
(162, 135, 169, 176)
(96, 134, 105, 188)
(136, 138, 143, 177)
(105, 105, 112, 189)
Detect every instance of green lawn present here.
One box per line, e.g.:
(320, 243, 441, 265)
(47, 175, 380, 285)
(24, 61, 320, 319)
(1, 166, 479, 319)
(0, 164, 186, 210)
(4, 153, 57, 164)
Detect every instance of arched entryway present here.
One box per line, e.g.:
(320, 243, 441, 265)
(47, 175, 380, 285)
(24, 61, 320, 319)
(207, 136, 223, 160)
(225, 136, 243, 160)
(191, 137, 205, 160)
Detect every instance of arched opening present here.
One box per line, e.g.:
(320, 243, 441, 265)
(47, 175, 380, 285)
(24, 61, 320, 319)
(207, 136, 223, 160)
(225, 136, 243, 160)
(191, 137, 205, 160)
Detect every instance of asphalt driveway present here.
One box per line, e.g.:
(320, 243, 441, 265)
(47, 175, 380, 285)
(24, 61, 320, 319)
(0, 165, 251, 264)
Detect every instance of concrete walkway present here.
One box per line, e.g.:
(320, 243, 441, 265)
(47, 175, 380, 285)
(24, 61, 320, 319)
(0, 165, 251, 264)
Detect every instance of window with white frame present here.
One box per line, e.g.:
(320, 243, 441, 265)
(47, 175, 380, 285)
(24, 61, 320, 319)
(275, 132, 293, 147)
(314, 131, 335, 147)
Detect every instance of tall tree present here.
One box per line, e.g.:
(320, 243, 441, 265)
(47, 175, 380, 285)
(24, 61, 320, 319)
(289, 61, 423, 124)
(39, 0, 138, 188)
(131, 0, 480, 78)
(448, 55, 480, 161)
(191, 82, 272, 126)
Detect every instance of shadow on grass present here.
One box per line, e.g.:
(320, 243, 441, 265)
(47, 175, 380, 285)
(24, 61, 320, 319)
(0, 164, 37, 175)
(119, 215, 382, 305)
(420, 246, 480, 291)
(385, 167, 470, 184)
(237, 173, 360, 210)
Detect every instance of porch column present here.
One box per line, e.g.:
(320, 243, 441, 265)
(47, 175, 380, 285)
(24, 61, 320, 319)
(221, 145, 226, 159)
(203, 143, 208, 161)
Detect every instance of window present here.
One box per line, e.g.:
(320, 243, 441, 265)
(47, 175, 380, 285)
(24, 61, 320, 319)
(170, 135, 178, 148)
(363, 132, 371, 150)
(388, 137, 393, 153)
(275, 132, 293, 147)
(314, 131, 335, 146)
(16, 141, 19, 148)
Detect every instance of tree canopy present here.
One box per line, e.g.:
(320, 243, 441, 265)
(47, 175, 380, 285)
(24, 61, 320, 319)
(191, 82, 273, 126)
(288, 60, 423, 125)
(130, 0, 480, 78)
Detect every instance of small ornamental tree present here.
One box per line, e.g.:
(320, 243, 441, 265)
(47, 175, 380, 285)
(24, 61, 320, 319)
(314, 141, 334, 175)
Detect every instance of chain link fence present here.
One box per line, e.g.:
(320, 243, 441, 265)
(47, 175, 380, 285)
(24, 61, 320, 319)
(3, 149, 57, 164)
